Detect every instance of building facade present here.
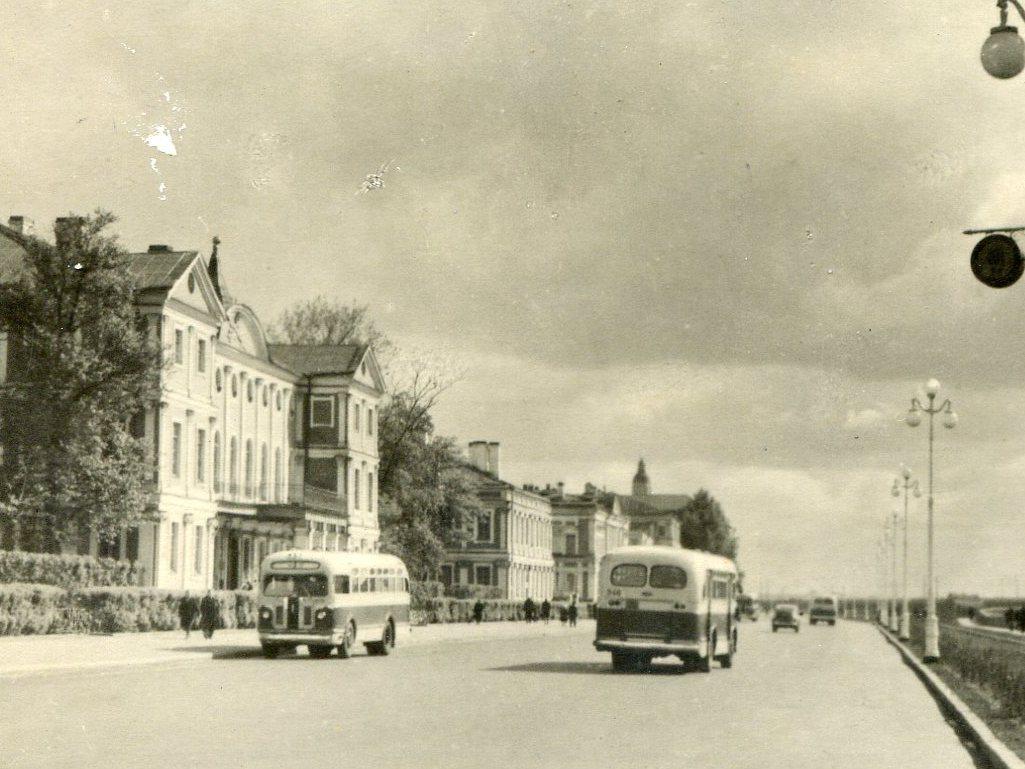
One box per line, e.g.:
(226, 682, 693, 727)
(546, 483, 630, 602)
(439, 441, 555, 600)
(0, 219, 385, 589)
(618, 458, 687, 547)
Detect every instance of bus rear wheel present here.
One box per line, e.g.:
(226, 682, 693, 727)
(368, 621, 395, 656)
(611, 651, 633, 672)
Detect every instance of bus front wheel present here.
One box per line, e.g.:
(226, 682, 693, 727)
(337, 622, 356, 659)
(698, 635, 715, 673)
(368, 621, 395, 656)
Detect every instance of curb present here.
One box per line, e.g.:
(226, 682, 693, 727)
(877, 624, 1025, 769)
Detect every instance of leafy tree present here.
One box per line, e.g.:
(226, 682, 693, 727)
(676, 489, 738, 561)
(268, 296, 394, 365)
(0, 212, 161, 548)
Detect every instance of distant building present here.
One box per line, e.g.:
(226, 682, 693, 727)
(544, 482, 629, 602)
(0, 217, 385, 589)
(617, 458, 689, 547)
(439, 441, 555, 600)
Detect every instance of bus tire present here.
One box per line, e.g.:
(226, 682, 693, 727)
(308, 645, 333, 659)
(260, 643, 280, 659)
(337, 621, 356, 659)
(611, 651, 631, 672)
(698, 634, 714, 673)
(368, 620, 395, 656)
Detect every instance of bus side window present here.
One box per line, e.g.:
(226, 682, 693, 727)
(334, 575, 350, 594)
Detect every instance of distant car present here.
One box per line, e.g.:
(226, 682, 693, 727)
(809, 596, 837, 626)
(772, 603, 800, 633)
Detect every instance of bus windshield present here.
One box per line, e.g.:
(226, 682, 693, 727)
(262, 573, 328, 597)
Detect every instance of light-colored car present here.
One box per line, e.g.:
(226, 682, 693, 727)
(772, 603, 800, 633)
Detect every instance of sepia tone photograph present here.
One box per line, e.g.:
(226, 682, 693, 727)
(4, 1, 1025, 767)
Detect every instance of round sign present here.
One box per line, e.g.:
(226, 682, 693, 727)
(971, 233, 1024, 288)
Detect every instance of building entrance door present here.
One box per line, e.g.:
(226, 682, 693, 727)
(227, 535, 240, 590)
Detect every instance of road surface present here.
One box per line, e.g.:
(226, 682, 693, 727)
(1, 620, 978, 769)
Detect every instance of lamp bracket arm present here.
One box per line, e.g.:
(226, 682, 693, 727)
(999, 0, 1025, 26)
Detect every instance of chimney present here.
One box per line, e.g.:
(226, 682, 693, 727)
(486, 442, 500, 479)
(6, 216, 34, 236)
(207, 236, 223, 300)
(468, 441, 489, 474)
(557, 481, 565, 498)
(148, 244, 173, 253)
(54, 216, 85, 248)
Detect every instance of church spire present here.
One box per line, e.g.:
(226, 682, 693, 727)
(207, 235, 222, 301)
(632, 458, 651, 497)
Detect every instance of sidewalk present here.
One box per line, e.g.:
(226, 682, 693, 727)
(0, 619, 594, 678)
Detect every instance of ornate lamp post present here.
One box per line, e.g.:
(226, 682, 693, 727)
(906, 378, 958, 662)
(892, 467, 921, 641)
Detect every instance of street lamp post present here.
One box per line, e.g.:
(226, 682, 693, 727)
(906, 378, 958, 662)
(892, 468, 921, 641)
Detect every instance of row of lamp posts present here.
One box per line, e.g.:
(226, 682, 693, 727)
(883, 378, 956, 662)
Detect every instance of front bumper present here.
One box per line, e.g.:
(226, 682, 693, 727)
(594, 638, 704, 655)
(259, 630, 345, 646)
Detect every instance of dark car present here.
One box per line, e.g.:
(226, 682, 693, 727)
(809, 596, 837, 626)
(772, 603, 800, 633)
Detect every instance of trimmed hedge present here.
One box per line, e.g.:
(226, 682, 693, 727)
(0, 582, 256, 636)
(0, 551, 139, 588)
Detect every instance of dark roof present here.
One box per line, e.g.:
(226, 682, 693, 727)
(617, 494, 692, 517)
(268, 344, 366, 376)
(127, 250, 198, 292)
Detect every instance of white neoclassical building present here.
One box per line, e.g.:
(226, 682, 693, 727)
(0, 219, 386, 589)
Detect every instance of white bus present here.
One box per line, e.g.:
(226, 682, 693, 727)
(257, 550, 410, 659)
(594, 545, 738, 672)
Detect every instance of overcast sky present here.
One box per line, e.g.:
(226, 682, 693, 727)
(4, 0, 1025, 597)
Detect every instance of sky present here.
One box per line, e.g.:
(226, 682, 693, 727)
(3, 0, 1025, 597)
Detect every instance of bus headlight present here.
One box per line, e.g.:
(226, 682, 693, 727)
(259, 607, 272, 620)
(315, 609, 329, 620)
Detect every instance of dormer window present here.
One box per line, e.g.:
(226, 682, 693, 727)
(311, 395, 334, 427)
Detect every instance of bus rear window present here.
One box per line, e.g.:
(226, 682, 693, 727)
(610, 564, 647, 587)
(649, 565, 687, 589)
(262, 574, 328, 597)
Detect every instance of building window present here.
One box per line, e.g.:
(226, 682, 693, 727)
(213, 433, 222, 492)
(229, 437, 238, 493)
(197, 339, 206, 372)
(170, 522, 179, 572)
(368, 407, 374, 435)
(440, 564, 453, 586)
(215, 369, 222, 392)
(244, 440, 253, 497)
(310, 396, 334, 427)
(247, 381, 254, 402)
(174, 329, 183, 364)
(275, 391, 282, 411)
(194, 526, 203, 574)
(97, 533, 121, 559)
(231, 375, 238, 398)
(367, 472, 374, 512)
(262, 387, 268, 407)
(259, 444, 268, 500)
(477, 513, 492, 543)
(565, 533, 576, 555)
(274, 448, 282, 500)
(353, 402, 361, 432)
(475, 565, 492, 586)
(353, 469, 360, 510)
(171, 422, 182, 477)
(196, 428, 206, 483)
(127, 527, 139, 562)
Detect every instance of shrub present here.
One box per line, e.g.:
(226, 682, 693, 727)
(0, 551, 139, 588)
(0, 584, 257, 636)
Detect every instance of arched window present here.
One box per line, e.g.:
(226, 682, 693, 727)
(229, 437, 238, 495)
(259, 444, 268, 500)
(213, 433, 222, 493)
(244, 440, 253, 497)
(215, 369, 222, 392)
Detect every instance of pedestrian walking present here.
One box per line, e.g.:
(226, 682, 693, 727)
(523, 596, 536, 623)
(568, 600, 578, 628)
(178, 591, 198, 639)
(199, 590, 219, 640)
(473, 599, 485, 624)
(559, 606, 568, 625)
(540, 599, 551, 624)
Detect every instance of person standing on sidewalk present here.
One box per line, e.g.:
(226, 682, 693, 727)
(199, 590, 219, 640)
(178, 592, 198, 639)
(472, 599, 485, 624)
(568, 599, 578, 628)
(540, 599, 551, 624)
(523, 596, 536, 623)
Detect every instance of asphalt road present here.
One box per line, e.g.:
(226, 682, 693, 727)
(1, 620, 978, 769)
